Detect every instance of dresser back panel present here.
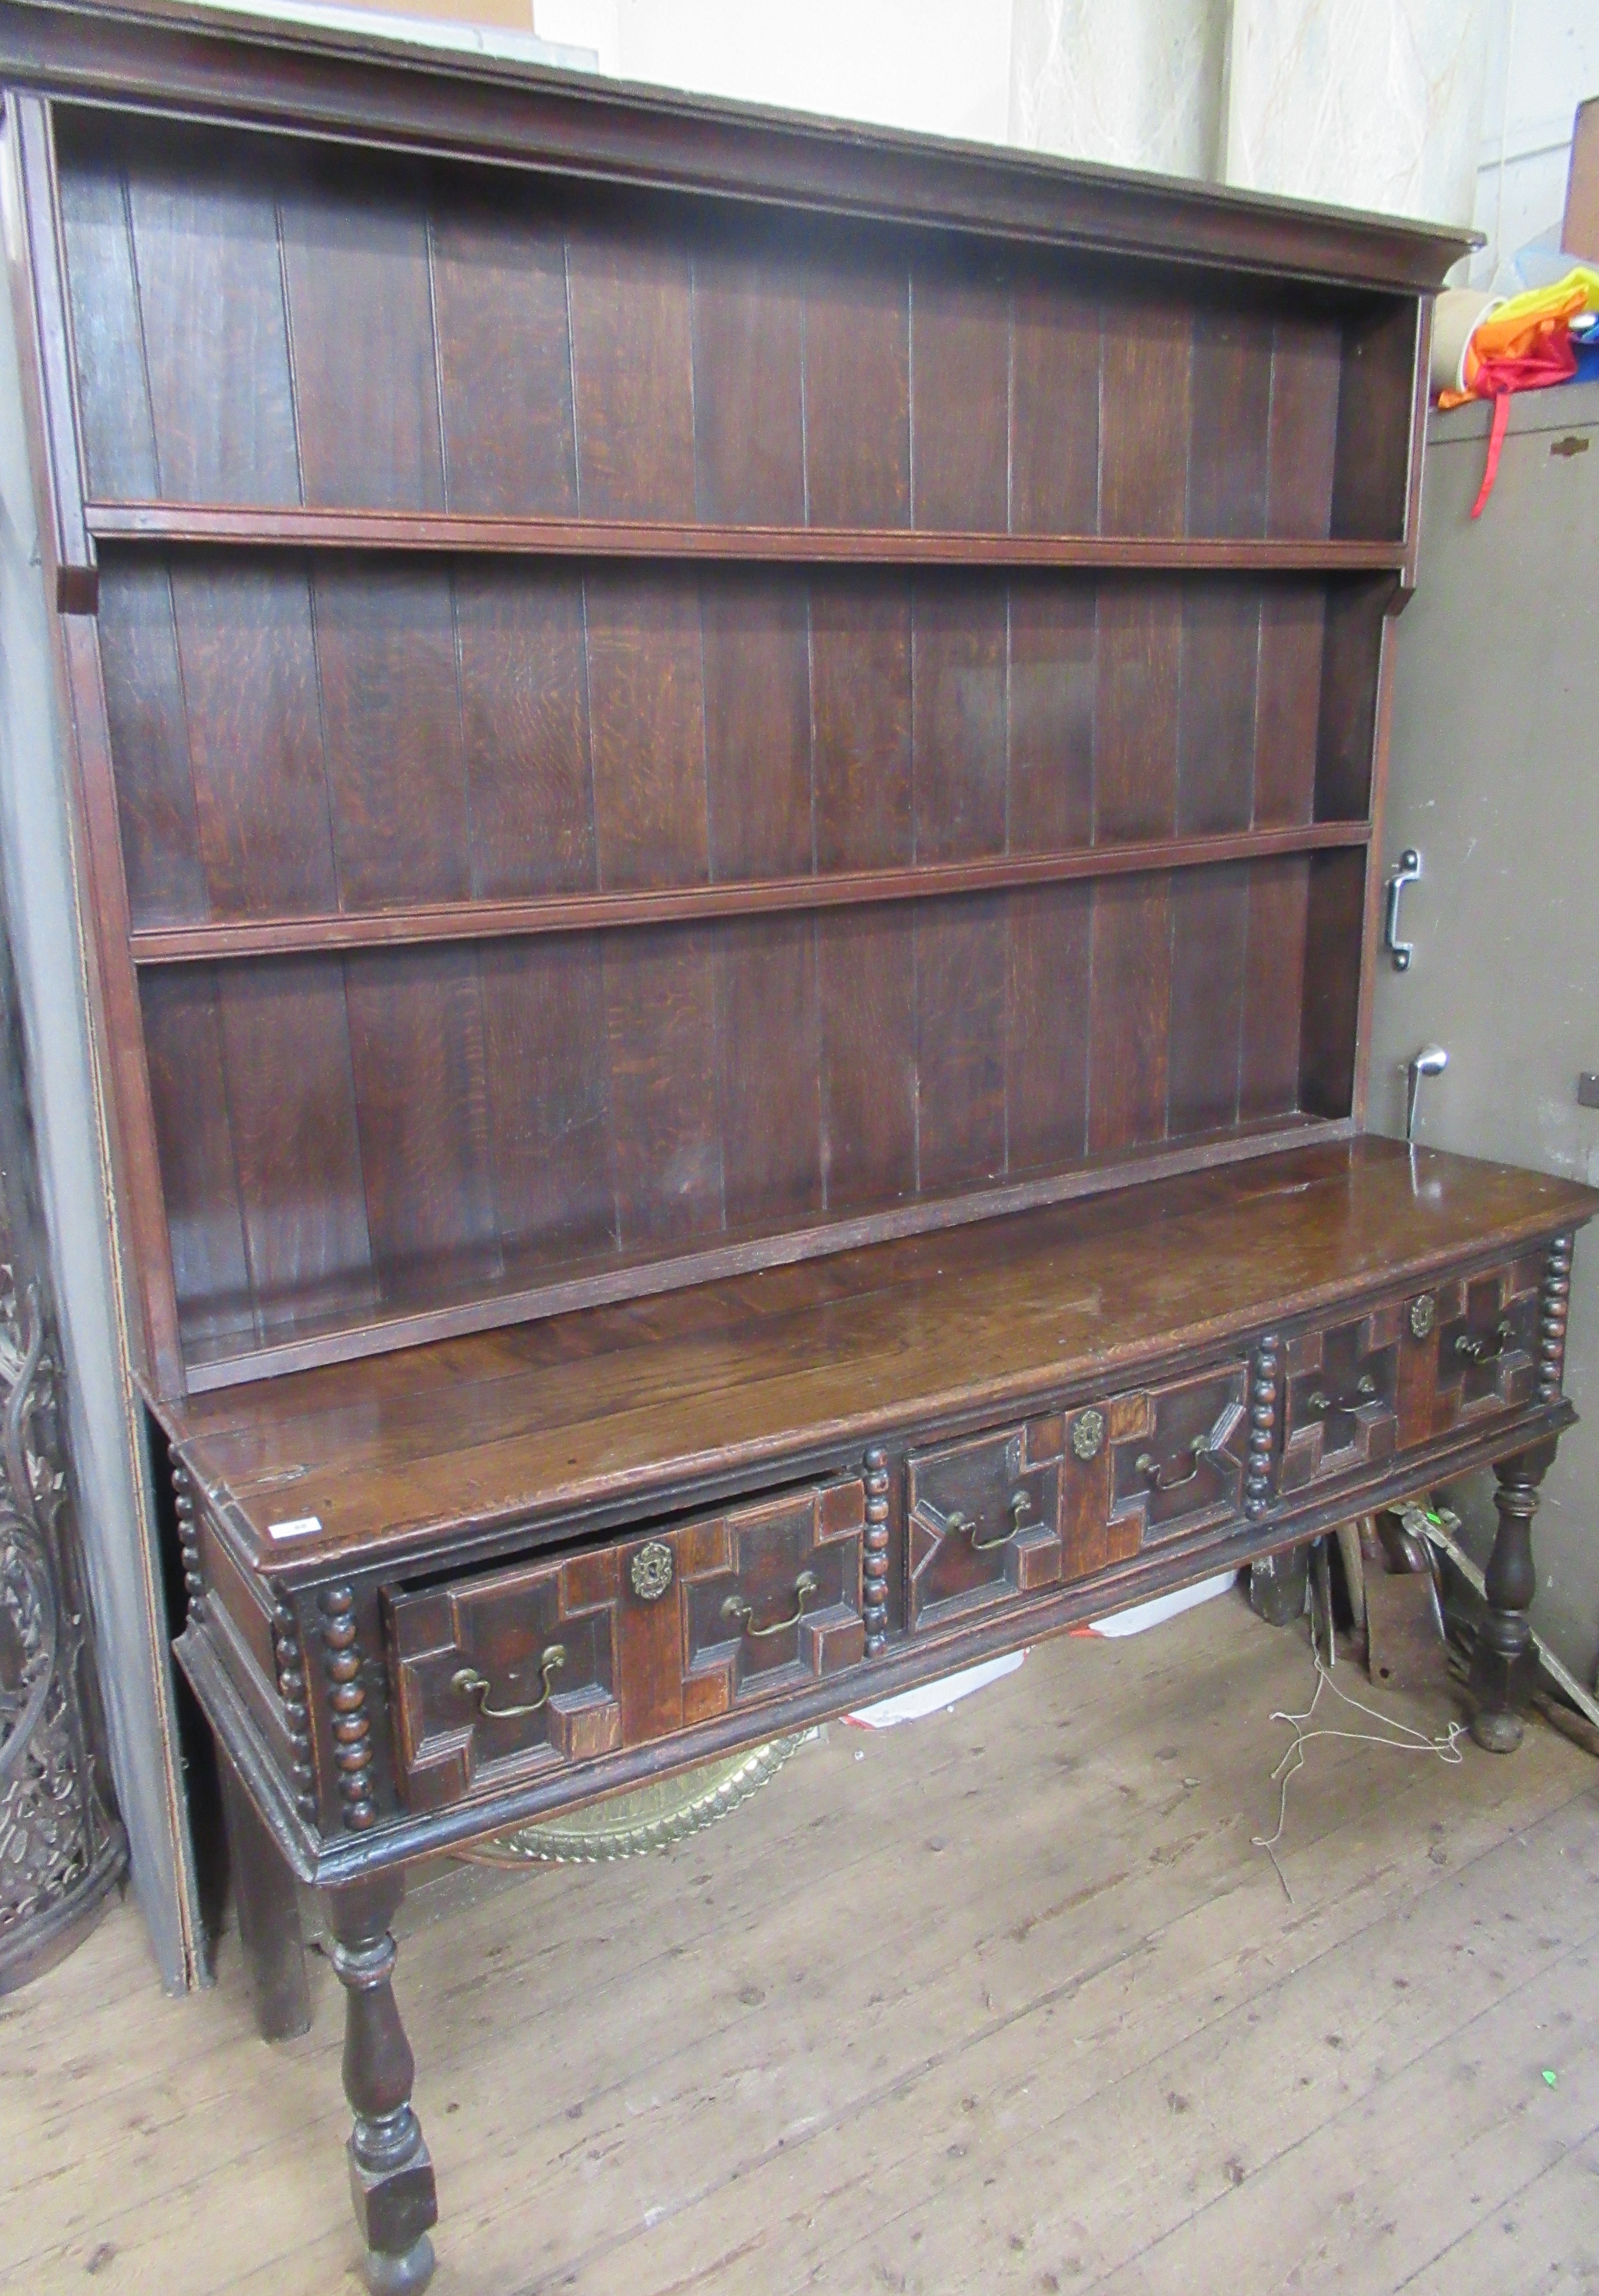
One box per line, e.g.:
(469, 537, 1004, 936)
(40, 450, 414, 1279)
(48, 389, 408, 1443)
(26, 78, 1437, 1392)
(57, 115, 1413, 541)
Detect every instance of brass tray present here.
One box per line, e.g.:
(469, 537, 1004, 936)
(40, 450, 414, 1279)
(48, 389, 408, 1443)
(463, 1733, 811, 1867)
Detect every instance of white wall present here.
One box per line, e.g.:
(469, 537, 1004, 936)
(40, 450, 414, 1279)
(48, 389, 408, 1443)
(1471, 0, 1599, 284)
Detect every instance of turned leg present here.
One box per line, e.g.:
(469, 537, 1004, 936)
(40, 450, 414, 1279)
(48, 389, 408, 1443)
(324, 1872, 438, 2295)
(1468, 1441, 1555, 1753)
(219, 1760, 311, 2041)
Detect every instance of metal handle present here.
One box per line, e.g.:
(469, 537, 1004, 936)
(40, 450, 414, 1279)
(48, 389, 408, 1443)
(1135, 1442, 1211, 1494)
(1384, 848, 1420, 972)
(452, 1643, 565, 1719)
(950, 1490, 1033, 1554)
(723, 1569, 817, 1640)
(1306, 1373, 1378, 1416)
(1455, 1319, 1514, 1364)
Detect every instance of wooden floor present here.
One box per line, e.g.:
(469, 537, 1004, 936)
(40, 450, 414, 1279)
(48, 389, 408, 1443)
(7, 1591, 1599, 2296)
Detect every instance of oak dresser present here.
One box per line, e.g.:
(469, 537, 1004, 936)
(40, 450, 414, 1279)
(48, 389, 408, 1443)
(3, 4, 1592, 2286)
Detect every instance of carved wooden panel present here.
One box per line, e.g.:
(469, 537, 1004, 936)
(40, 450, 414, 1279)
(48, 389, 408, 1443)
(682, 1479, 866, 1709)
(386, 1548, 622, 1813)
(1106, 1366, 1248, 1544)
(1394, 1254, 1541, 1449)
(1280, 1307, 1400, 1492)
(905, 1417, 1064, 1631)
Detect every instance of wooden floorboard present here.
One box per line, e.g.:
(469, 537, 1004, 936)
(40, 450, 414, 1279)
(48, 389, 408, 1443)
(4, 1592, 1597, 2296)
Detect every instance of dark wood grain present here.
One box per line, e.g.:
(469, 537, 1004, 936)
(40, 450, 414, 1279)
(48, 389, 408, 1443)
(55, 139, 158, 499)
(1314, 579, 1388, 822)
(429, 185, 578, 517)
(912, 578, 1008, 862)
(910, 262, 1009, 532)
(817, 905, 917, 1211)
(715, 915, 823, 1227)
(1298, 847, 1366, 1118)
(916, 896, 1008, 1190)
(86, 498, 1408, 573)
(1266, 314, 1343, 539)
(480, 936, 616, 1257)
(312, 561, 470, 906)
(803, 254, 910, 529)
(1005, 882, 1091, 1172)
(1176, 582, 1260, 835)
(1331, 298, 1419, 544)
(140, 965, 251, 1332)
(216, 956, 373, 1310)
(1252, 584, 1325, 826)
(125, 147, 300, 506)
(568, 228, 697, 522)
(1187, 308, 1271, 538)
(810, 573, 912, 872)
(1099, 299, 1191, 537)
(1239, 853, 1309, 1119)
(1007, 581, 1095, 852)
(128, 824, 1368, 964)
(691, 241, 805, 525)
(701, 573, 812, 880)
(279, 156, 444, 512)
(344, 946, 497, 1271)
(1093, 582, 1181, 840)
(1010, 271, 1098, 535)
(453, 566, 594, 899)
(584, 570, 710, 890)
(95, 557, 208, 925)
(168, 557, 338, 917)
(1087, 873, 1172, 1152)
(602, 925, 722, 1247)
(1165, 863, 1250, 1136)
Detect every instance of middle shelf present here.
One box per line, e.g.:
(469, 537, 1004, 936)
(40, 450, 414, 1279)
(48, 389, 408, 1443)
(128, 820, 1370, 964)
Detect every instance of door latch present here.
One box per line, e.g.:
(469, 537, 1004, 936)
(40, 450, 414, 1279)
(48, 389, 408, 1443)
(1384, 848, 1421, 971)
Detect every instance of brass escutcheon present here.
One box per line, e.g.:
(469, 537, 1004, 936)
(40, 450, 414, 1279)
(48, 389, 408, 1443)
(1409, 1293, 1436, 1340)
(1071, 1408, 1106, 1461)
(630, 1540, 674, 1601)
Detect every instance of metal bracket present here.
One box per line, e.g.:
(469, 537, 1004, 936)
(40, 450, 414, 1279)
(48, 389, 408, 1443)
(1383, 848, 1421, 971)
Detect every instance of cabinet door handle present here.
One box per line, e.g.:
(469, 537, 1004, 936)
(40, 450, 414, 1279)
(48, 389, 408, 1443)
(723, 1569, 818, 1639)
(1306, 1373, 1378, 1415)
(1135, 1443, 1211, 1493)
(1384, 848, 1420, 972)
(1455, 1319, 1514, 1363)
(452, 1643, 565, 1719)
(950, 1489, 1034, 1553)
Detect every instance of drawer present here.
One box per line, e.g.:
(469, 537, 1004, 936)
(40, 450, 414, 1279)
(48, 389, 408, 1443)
(906, 1416, 1065, 1632)
(386, 1474, 866, 1812)
(1282, 1253, 1543, 1494)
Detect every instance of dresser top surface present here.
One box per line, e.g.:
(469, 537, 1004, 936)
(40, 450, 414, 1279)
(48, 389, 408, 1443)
(159, 1139, 1595, 1579)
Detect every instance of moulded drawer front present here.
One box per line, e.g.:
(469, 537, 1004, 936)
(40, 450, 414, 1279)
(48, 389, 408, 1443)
(385, 1474, 868, 1811)
(905, 1417, 1065, 1631)
(1393, 1255, 1543, 1452)
(1058, 1364, 1248, 1578)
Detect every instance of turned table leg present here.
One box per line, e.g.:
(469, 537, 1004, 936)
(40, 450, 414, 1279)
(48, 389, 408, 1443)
(1468, 1440, 1555, 1754)
(325, 1873, 438, 2295)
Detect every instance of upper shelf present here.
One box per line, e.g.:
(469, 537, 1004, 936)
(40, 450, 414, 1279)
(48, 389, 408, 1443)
(87, 501, 1409, 574)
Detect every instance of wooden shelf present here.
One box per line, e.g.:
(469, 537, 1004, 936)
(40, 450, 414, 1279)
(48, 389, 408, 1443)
(86, 500, 1408, 574)
(129, 820, 1370, 966)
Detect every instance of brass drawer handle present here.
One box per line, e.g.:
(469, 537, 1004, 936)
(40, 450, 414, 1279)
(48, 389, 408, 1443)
(949, 1490, 1033, 1553)
(452, 1643, 565, 1720)
(723, 1569, 817, 1640)
(1455, 1319, 1514, 1364)
(1306, 1373, 1378, 1416)
(1135, 1443, 1211, 1494)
